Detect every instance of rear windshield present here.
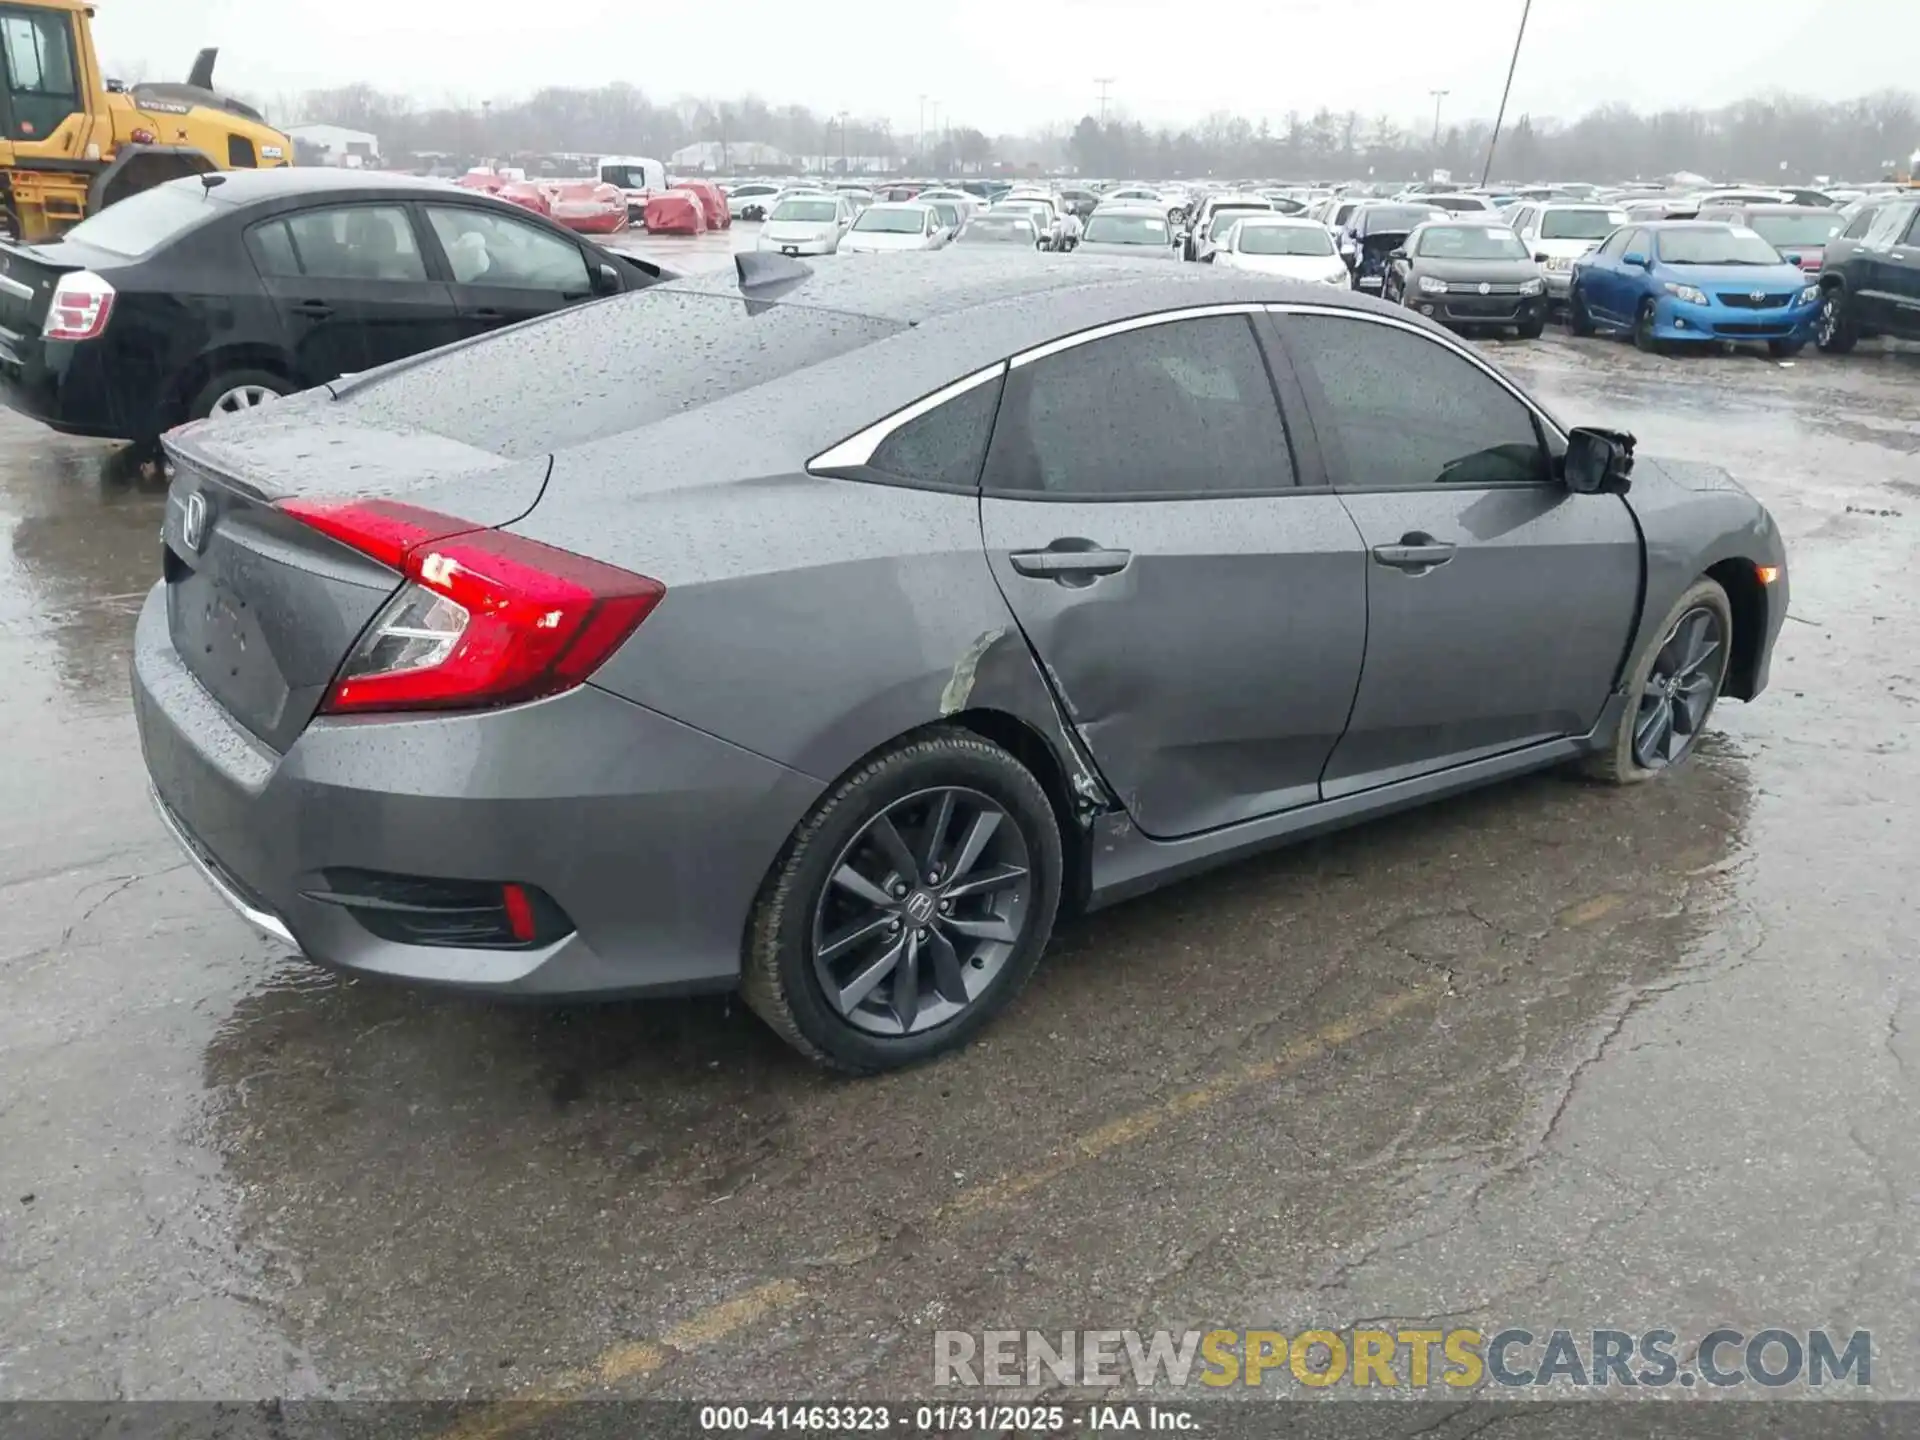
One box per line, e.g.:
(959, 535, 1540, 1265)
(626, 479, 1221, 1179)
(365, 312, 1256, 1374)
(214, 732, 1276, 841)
(63, 182, 222, 258)
(1748, 212, 1845, 247)
(1429, 196, 1491, 212)
(855, 208, 928, 234)
(1236, 223, 1334, 256)
(1084, 214, 1166, 244)
(335, 289, 900, 460)
(1208, 206, 1268, 240)
(1361, 205, 1440, 234)
(1540, 208, 1626, 240)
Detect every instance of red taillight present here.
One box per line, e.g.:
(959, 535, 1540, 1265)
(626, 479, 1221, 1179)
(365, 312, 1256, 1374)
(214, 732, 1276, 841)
(276, 497, 666, 715)
(43, 270, 115, 341)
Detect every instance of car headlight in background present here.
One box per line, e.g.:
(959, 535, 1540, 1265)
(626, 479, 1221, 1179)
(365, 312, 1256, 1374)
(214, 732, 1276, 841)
(1520, 277, 1545, 296)
(1663, 282, 1709, 306)
(1326, 269, 1350, 285)
(1418, 275, 1449, 294)
(1799, 284, 1820, 305)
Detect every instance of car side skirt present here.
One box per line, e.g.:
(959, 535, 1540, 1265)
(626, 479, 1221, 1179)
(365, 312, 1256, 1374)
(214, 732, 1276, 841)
(1085, 693, 1628, 910)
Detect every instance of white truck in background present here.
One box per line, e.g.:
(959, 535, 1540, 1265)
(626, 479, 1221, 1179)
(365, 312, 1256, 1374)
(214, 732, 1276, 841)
(597, 156, 668, 222)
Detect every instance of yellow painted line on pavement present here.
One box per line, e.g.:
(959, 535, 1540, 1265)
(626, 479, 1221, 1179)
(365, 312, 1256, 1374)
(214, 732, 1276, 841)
(439, 980, 1437, 1431)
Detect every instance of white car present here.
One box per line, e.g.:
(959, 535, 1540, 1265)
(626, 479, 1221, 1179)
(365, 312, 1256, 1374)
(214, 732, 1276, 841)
(1188, 195, 1273, 261)
(917, 187, 983, 215)
(839, 202, 948, 253)
(756, 194, 854, 255)
(1503, 200, 1631, 302)
(992, 197, 1075, 250)
(726, 182, 785, 220)
(1212, 216, 1350, 284)
(1422, 193, 1501, 214)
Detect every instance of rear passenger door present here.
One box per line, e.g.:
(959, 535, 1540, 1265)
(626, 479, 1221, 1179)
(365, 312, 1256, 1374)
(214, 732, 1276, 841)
(420, 204, 598, 337)
(247, 203, 462, 385)
(1882, 205, 1920, 338)
(1275, 309, 1640, 796)
(1852, 201, 1918, 333)
(979, 309, 1369, 838)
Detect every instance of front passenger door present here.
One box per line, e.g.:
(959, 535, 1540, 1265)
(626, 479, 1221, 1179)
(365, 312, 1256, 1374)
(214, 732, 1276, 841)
(421, 205, 598, 337)
(1276, 310, 1641, 797)
(1880, 205, 1920, 339)
(980, 311, 1369, 839)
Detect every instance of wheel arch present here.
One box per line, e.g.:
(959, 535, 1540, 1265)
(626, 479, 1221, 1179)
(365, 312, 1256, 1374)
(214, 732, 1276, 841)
(944, 707, 1092, 917)
(1705, 558, 1765, 702)
(163, 344, 300, 429)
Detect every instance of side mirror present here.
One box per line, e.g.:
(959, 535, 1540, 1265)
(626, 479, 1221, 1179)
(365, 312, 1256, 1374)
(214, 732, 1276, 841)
(1622, 251, 1649, 269)
(1788, 253, 1806, 268)
(1389, 247, 1408, 261)
(591, 262, 621, 296)
(1562, 426, 1636, 495)
(1533, 251, 1549, 262)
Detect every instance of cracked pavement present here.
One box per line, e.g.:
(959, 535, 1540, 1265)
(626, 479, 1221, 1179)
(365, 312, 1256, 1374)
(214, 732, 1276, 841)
(1, 311, 1918, 1411)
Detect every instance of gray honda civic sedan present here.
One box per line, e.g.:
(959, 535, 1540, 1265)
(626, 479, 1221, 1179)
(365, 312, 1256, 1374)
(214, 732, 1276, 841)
(135, 251, 1788, 1072)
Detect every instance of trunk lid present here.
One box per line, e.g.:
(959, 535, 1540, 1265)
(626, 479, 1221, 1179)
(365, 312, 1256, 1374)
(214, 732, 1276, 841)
(160, 396, 551, 751)
(0, 239, 101, 342)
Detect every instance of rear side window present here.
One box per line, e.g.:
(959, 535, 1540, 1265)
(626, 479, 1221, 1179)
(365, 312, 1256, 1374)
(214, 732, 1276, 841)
(1284, 314, 1545, 489)
(983, 315, 1294, 499)
(866, 375, 1004, 489)
(275, 206, 428, 282)
(62, 182, 221, 258)
(337, 289, 901, 460)
(248, 220, 299, 276)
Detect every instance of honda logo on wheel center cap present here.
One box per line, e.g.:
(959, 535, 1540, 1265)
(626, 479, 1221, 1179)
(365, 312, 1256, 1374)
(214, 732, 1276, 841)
(904, 891, 936, 924)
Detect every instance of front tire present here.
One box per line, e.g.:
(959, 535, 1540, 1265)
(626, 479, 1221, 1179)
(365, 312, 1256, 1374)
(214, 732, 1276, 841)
(1814, 288, 1857, 354)
(1633, 300, 1664, 354)
(1568, 283, 1597, 336)
(1517, 316, 1546, 340)
(1582, 578, 1732, 785)
(743, 730, 1063, 1073)
(1768, 338, 1805, 359)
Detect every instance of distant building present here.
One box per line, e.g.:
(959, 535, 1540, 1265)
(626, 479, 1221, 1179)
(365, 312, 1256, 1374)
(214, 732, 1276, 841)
(668, 140, 792, 173)
(289, 123, 381, 168)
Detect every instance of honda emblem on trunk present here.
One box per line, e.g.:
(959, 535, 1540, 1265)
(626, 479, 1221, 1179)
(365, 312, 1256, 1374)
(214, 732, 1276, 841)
(182, 492, 209, 553)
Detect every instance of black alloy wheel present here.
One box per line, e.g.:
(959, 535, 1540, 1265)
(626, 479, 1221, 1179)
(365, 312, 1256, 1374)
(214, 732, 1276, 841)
(1634, 300, 1663, 353)
(1568, 284, 1597, 336)
(1631, 605, 1727, 770)
(811, 787, 1033, 1037)
(1815, 289, 1857, 354)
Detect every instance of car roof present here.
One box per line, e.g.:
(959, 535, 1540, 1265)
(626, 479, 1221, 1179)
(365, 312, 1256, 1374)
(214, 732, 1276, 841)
(174, 168, 463, 206)
(1090, 204, 1169, 217)
(1637, 219, 1737, 229)
(1709, 203, 1830, 215)
(1230, 213, 1320, 226)
(1534, 198, 1621, 208)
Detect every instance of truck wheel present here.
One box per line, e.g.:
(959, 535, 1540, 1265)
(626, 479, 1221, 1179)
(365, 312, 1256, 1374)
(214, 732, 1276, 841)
(189, 368, 289, 422)
(1814, 289, 1857, 354)
(1582, 578, 1732, 785)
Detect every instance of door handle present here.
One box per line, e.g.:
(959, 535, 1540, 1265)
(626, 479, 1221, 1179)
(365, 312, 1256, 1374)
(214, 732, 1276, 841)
(289, 300, 333, 319)
(1009, 543, 1132, 581)
(1371, 534, 1457, 572)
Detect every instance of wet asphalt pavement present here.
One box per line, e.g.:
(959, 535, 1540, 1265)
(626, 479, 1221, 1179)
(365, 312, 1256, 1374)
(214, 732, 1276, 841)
(3, 226, 1920, 1414)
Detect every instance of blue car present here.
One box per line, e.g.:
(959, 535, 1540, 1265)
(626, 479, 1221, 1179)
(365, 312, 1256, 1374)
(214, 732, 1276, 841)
(1568, 220, 1821, 356)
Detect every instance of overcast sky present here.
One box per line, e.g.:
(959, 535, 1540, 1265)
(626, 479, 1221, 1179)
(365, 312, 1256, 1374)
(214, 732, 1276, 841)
(97, 0, 1917, 135)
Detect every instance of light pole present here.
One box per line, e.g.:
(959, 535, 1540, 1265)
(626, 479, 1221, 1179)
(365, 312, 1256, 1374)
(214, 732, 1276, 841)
(1428, 89, 1448, 149)
(1095, 77, 1115, 125)
(1481, 0, 1534, 186)
(917, 94, 926, 164)
(838, 110, 850, 174)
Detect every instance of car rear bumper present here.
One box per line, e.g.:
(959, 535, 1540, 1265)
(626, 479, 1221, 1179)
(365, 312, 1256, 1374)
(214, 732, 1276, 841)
(1654, 295, 1819, 342)
(132, 585, 823, 998)
(0, 327, 158, 440)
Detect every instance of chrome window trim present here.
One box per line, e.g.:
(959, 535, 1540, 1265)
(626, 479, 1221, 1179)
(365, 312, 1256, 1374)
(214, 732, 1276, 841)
(806, 361, 1007, 473)
(1008, 303, 1267, 368)
(1265, 302, 1569, 444)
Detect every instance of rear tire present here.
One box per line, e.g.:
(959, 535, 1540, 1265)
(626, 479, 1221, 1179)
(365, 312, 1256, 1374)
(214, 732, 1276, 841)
(743, 730, 1063, 1073)
(1567, 284, 1596, 336)
(1814, 288, 1858, 354)
(188, 368, 289, 423)
(1582, 578, 1732, 785)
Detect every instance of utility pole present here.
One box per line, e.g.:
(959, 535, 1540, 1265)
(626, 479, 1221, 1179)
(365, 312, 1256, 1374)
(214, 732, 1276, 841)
(1482, 0, 1533, 186)
(917, 95, 926, 163)
(1428, 89, 1448, 149)
(838, 110, 850, 174)
(1095, 77, 1115, 125)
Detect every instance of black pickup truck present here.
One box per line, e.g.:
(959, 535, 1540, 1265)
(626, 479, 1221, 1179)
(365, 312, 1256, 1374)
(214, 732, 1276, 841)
(1814, 194, 1920, 352)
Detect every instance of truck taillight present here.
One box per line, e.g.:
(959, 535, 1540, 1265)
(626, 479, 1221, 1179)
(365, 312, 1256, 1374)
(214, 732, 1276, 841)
(277, 497, 666, 715)
(44, 270, 115, 341)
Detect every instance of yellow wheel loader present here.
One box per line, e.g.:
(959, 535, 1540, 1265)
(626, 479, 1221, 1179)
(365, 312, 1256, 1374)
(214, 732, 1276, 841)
(0, 0, 291, 242)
